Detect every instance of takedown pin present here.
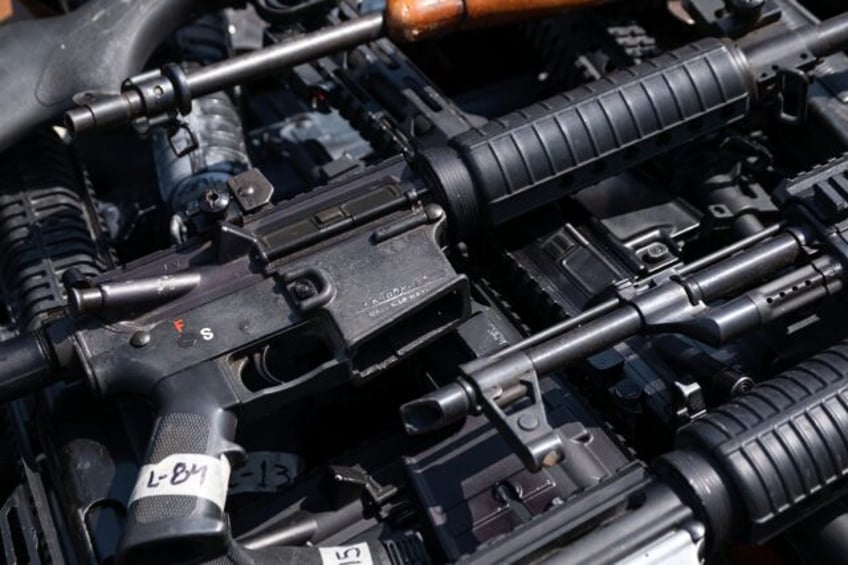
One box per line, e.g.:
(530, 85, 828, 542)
(67, 272, 202, 316)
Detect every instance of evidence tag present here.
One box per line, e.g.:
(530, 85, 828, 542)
(129, 453, 231, 510)
(318, 542, 374, 565)
(228, 451, 302, 495)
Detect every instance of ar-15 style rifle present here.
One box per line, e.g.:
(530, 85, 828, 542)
(0, 0, 621, 152)
(401, 152, 848, 470)
(443, 158, 848, 565)
(69, 8, 848, 232)
(0, 157, 471, 561)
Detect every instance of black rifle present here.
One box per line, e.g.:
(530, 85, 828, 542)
(401, 152, 848, 470)
(0, 158, 470, 561)
(471, 330, 848, 563)
(0, 0, 213, 152)
(66, 10, 848, 235)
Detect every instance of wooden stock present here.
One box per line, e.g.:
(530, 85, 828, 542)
(385, 0, 613, 42)
(0, 0, 12, 22)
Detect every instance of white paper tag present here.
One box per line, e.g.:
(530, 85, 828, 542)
(129, 453, 231, 510)
(318, 542, 374, 565)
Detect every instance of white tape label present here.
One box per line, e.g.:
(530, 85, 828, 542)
(129, 453, 231, 510)
(318, 542, 374, 565)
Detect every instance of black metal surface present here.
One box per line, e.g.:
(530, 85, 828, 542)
(64, 12, 387, 134)
(0, 132, 113, 330)
(0, 0, 201, 151)
(659, 339, 848, 545)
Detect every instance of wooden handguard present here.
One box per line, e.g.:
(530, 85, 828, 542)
(385, 0, 612, 42)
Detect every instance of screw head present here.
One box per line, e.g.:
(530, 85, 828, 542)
(614, 379, 641, 402)
(292, 280, 317, 300)
(199, 189, 230, 216)
(130, 331, 151, 348)
(644, 242, 670, 264)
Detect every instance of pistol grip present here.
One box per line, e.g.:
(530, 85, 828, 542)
(117, 363, 240, 564)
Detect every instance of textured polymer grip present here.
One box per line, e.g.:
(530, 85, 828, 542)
(678, 343, 848, 542)
(119, 363, 239, 563)
(452, 38, 753, 225)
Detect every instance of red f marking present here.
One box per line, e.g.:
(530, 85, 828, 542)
(173, 319, 185, 334)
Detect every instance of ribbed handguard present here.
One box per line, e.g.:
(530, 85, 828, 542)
(678, 343, 848, 542)
(451, 38, 753, 225)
